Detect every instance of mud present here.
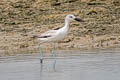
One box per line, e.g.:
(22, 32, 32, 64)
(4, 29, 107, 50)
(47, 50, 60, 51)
(0, 0, 120, 55)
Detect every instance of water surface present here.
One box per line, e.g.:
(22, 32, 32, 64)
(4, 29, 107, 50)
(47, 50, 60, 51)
(0, 49, 120, 80)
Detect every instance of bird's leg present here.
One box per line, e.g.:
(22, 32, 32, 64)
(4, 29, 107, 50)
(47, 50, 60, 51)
(38, 43, 43, 64)
(51, 42, 56, 71)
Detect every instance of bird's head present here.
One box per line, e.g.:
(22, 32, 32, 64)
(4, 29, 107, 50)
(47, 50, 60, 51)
(65, 14, 84, 22)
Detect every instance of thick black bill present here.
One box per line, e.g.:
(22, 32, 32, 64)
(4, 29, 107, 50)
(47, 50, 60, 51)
(74, 18, 84, 22)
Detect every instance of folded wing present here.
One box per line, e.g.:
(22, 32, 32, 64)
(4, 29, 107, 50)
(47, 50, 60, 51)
(33, 30, 57, 39)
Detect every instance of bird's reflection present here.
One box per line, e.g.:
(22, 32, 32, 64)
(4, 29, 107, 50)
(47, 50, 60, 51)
(40, 64, 43, 80)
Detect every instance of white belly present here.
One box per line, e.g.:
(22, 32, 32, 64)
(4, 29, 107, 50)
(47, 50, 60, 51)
(55, 29, 68, 41)
(49, 29, 68, 41)
(39, 26, 69, 42)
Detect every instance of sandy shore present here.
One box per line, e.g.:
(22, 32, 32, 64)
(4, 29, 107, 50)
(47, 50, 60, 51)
(0, 0, 120, 56)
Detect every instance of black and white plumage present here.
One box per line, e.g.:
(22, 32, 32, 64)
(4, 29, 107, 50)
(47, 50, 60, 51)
(34, 14, 84, 43)
(34, 14, 84, 71)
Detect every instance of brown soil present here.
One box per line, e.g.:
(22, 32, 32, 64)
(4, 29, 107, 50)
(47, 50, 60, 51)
(0, 0, 120, 56)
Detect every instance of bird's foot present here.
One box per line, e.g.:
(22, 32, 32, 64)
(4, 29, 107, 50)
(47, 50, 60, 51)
(40, 59, 43, 64)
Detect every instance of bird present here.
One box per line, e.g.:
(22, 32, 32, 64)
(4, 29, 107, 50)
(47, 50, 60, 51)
(33, 14, 84, 70)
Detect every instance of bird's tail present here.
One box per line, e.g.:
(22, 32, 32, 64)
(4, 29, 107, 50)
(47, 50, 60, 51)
(31, 35, 47, 44)
(31, 35, 38, 39)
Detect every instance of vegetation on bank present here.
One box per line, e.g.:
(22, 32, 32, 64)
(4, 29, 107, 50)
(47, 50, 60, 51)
(0, 0, 120, 56)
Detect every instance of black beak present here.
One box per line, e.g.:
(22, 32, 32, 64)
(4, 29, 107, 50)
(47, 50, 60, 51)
(74, 18, 84, 22)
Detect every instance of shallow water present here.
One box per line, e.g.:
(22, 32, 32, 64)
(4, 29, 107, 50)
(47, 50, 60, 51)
(0, 49, 120, 80)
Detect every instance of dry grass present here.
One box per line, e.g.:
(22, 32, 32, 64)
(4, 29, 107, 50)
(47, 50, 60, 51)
(0, 0, 120, 56)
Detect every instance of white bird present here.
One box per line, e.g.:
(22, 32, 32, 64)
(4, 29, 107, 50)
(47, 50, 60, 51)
(33, 14, 84, 70)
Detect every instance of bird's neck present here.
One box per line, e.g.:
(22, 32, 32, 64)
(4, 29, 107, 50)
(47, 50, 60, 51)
(64, 19, 70, 29)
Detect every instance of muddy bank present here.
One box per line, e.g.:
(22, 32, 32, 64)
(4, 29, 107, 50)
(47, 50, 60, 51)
(0, 0, 120, 56)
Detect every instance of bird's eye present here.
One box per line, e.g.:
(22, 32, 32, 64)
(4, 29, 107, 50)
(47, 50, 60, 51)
(70, 16, 72, 18)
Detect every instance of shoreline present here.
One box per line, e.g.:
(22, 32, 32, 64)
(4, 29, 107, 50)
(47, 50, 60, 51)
(0, 0, 120, 56)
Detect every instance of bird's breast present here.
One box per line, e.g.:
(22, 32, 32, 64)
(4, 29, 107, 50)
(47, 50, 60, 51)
(56, 29, 68, 40)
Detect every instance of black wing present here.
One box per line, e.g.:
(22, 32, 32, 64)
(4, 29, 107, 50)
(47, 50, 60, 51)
(32, 35, 51, 38)
(54, 27, 61, 30)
